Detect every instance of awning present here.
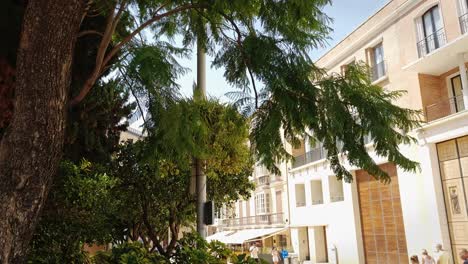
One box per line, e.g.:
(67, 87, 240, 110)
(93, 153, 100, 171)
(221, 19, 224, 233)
(206, 231, 234, 243)
(207, 228, 286, 244)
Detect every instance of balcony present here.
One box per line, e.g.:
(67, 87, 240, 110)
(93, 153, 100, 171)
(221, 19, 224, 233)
(256, 175, 270, 186)
(370, 60, 387, 82)
(461, 13, 468, 35)
(221, 213, 284, 227)
(425, 95, 466, 122)
(292, 146, 326, 169)
(417, 28, 446, 58)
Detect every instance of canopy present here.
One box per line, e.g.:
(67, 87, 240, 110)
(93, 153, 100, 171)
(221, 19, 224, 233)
(206, 231, 234, 243)
(206, 228, 285, 244)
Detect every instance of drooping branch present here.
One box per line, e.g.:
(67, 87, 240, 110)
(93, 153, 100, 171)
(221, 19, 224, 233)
(219, 12, 259, 108)
(117, 67, 147, 125)
(70, 3, 206, 106)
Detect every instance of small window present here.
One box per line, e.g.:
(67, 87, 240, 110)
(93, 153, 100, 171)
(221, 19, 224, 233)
(310, 180, 324, 205)
(340, 60, 356, 75)
(329, 176, 344, 202)
(371, 43, 386, 81)
(295, 184, 306, 207)
(255, 193, 270, 214)
(416, 5, 445, 56)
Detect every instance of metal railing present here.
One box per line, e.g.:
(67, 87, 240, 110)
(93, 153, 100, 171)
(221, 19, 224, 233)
(417, 28, 446, 57)
(296, 201, 306, 207)
(256, 175, 270, 186)
(254, 165, 270, 177)
(292, 138, 373, 169)
(425, 95, 465, 122)
(370, 60, 387, 82)
(221, 213, 284, 227)
(292, 146, 326, 169)
(311, 199, 323, 205)
(461, 13, 468, 34)
(330, 196, 344, 202)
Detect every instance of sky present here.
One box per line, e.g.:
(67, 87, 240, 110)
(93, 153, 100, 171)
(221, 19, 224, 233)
(176, 0, 390, 101)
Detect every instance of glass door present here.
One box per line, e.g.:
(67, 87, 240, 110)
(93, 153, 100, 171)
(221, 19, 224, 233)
(451, 75, 465, 112)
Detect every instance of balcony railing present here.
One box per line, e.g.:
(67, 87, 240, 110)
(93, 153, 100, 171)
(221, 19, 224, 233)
(370, 60, 387, 82)
(461, 13, 468, 34)
(221, 213, 284, 227)
(296, 201, 306, 207)
(425, 95, 465, 122)
(256, 175, 270, 186)
(330, 196, 344, 202)
(417, 28, 446, 57)
(292, 146, 326, 169)
(311, 199, 323, 205)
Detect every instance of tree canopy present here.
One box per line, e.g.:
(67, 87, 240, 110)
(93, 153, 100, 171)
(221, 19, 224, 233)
(70, 0, 420, 182)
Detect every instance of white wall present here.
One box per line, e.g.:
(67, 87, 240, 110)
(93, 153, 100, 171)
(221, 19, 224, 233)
(288, 162, 364, 264)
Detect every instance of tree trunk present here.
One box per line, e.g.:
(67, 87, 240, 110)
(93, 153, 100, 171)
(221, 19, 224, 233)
(0, 0, 85, 262)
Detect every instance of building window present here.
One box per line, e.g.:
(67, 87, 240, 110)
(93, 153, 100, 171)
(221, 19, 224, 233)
(278, 235, 288, 247)
(340, 60, 356, 75)
(416, 5, 445, 57)
(255, 193, 270, 215)
(370, 43, 386, 81)
(460, 0, 468, 34)
(310, 180, 324, 205)
(295, 184, 306, 207)
(329, 176, 344, 202)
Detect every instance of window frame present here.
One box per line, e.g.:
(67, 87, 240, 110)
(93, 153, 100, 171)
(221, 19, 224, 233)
(422, 5, 442, 49)
(371, 42, 386, 81)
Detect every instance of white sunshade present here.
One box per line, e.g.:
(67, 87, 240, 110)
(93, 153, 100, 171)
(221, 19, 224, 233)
(207, 228, 285, 245)
(206, 231, 234, 243)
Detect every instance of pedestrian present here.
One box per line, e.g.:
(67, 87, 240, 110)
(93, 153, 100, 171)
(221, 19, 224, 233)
(460, 248, 468, 264)
(271, 247, 280, 264)
(421, 249, 436, 264)
(249, 242, 259, 263)
(434, 244, 452, 264)
(410, 255, 420, 264)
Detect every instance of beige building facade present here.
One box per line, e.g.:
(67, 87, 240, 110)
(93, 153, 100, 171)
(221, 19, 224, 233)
(287, 0, 468, 263)
(212, 162, 292, 257)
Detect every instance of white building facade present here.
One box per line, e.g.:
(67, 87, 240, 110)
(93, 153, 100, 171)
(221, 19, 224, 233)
(287, 0, 468, 263)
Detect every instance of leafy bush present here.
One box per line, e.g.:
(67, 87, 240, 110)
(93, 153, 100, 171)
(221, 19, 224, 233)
(91, 233, 266, 264)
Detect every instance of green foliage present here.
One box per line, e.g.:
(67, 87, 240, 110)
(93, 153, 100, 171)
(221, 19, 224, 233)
(94, 0, 420, 183)
(29, 160, 117, 264)
(109, 98, 253, 253)
(66, 80, 134, 163)
(151, 98, 254, 204)
(249, 62, 421, 182)
(92, 233, 262, 264)
(171, 233, 231, 264)
(92, 243, 167, 264)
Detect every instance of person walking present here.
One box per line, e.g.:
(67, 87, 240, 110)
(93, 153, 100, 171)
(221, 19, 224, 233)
(421, 249, 436, 264)
(249, 242, 259, 263)
(410, 255, 420, 264)
(271, 247, 280, 264)
(460, 248, 468, 264)
(434, 244, 452, 264)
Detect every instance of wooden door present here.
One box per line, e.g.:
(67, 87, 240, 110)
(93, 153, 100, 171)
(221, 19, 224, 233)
(357, 163, 408, 264)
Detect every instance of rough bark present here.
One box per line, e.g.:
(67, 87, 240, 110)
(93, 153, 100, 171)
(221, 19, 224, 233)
(0, 0, 85, 262)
